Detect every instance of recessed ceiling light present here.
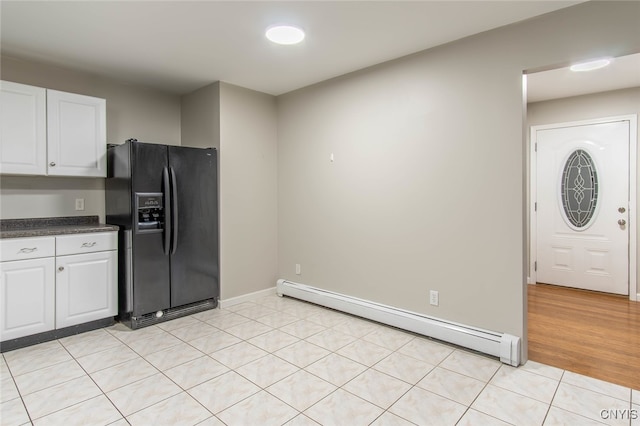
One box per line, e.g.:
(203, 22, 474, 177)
(570, 58, 612, 72)
(266, 25, 305, 45)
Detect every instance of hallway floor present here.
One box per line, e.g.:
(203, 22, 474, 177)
(2, 293, 639, 425)
(528, 283, 640, 390)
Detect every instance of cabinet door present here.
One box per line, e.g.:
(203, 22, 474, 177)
(56, 251, 117, 328)
(0, 81, 47, 175)
(0, 257, 55, 341)
(47, 89, 106, 177)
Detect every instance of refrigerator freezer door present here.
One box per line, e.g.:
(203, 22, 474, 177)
(131, 142, 171, 316)
(168, 146, 219, 307)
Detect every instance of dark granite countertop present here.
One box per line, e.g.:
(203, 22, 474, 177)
(0, 216, 119, 239)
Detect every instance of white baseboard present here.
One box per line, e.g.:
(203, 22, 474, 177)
(219, 286, 276, 309)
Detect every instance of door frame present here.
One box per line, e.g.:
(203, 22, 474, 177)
(529, 115, 638, 301)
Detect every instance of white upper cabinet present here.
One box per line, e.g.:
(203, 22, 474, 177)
(0, 81, 106, 177)
(47, 90, 106, 177)
(0, 81, 47, 175)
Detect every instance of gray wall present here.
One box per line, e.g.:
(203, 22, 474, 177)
(181, 81, 279, 301)
(1, 56, 181, 146)
(219, 83, 278, 300)
(276, 1, 640, 346)
(181, 82, 220, 150)
(0, 55, 182, 221)
(528, 87, 640, 296)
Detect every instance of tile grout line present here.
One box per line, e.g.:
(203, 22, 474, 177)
(60, 334, 132, 425)
(72, 327, 203, 423)
(7, 301, 277, 424)
(7, 336, 122, 424)
(235, 300, 453, 421)
(4, 342, 82, 425)
(105, 321, 225, 424)
(454, 353, 506, 425)
(291, 303, 467, 424)
(304, 332, 444, 425)
(559, 375, 634, 405)
(9, 303, 440, 424)
(173, 301, 329, 424)
(2, 354, 33, 426)
(542, 367, 563, 426)
(192, 317, 306, 425)
(112, 318, 237, 424)
(216, 301, 387, 424)
(546, 369, 617, 426)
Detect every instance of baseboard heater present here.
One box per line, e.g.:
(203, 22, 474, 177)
(276, 279, 520, 366)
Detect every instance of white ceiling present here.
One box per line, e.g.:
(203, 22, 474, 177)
(527, 53, 640, 103)
(1, 1, 583, 96)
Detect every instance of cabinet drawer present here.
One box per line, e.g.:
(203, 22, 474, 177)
(0, 237, 55, 262)
(56, 232, 117, 256)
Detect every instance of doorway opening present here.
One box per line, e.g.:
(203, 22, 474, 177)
(524, 53, 640, 387)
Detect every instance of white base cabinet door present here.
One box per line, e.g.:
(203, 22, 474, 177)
(55, 250, 117, 328)
(0, 257, 55, 341)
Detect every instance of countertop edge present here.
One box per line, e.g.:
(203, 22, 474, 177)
(0, 225, 119, 239)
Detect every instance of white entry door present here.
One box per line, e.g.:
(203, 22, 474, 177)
(535, 120, 630, 295)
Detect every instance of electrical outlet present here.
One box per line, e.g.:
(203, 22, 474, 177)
(295, 264, 301, 275)
(429, 290, 439, 306)
(75, 198, 85, 211)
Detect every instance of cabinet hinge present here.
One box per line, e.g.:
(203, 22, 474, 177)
(535, 202, 537, 212)
(535, 143, 537, 152)
(534, 261, 537, 272)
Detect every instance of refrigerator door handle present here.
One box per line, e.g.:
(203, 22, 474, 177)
(124, 230, 133, 312)
(162, 167, 171, 256)
(170, 167, 179, 255)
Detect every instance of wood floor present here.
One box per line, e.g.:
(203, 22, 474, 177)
(527, 283, 640, 390)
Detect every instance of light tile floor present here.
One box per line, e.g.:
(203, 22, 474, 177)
(1, 294, 639, 426)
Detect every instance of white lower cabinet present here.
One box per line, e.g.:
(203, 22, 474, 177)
(56, 250, 117, 328)
(0, 231, 117, 343)
(0, 257, 55, 340)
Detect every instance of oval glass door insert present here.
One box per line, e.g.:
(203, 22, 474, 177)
(561, 149, 599, 229)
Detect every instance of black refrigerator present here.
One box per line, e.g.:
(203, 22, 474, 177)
(105, 139, 219, 329)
